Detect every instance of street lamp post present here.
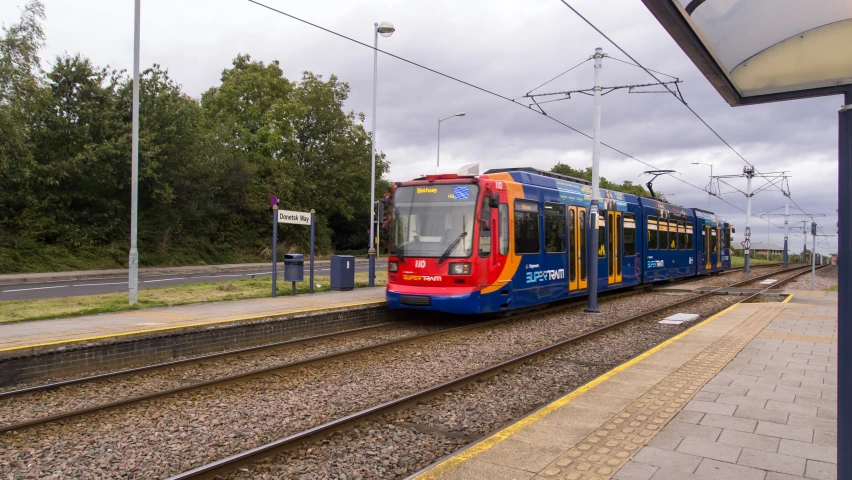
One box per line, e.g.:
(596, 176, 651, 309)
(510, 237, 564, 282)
(368, 21, 395, 288)
(129, 0, 141, 305)
(691, 162, 713, 211)
(437, 112, 465, 168)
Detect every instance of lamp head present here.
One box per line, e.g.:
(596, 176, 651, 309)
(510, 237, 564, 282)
(456, 112, 466, 117)
(377, 21, 395, 37)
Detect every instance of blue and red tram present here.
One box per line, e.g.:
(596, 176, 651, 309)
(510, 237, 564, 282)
(385, 167, 733, 314)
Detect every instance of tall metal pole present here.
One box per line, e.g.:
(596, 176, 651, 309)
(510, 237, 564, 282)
(585, 47, 603, 313)
(437, 120, 441, 168)
(708, 164, 712, 211)
(766, 213, 771, 260)
(128, 0, 141, 305)
(309, 209, 315, 294)
(811, 222, 817, 290)
(838, 89, 851, 479)
(367, 23, 379, 288)
(783, 204, 789, 266)
(743, 167, 754, 274)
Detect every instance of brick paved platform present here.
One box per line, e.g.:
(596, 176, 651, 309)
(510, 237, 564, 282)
(0, 287, 386, 352)
(412, 292, 837, 480)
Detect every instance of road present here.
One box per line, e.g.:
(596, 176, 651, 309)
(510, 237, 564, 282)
(0, 263, 386, 301)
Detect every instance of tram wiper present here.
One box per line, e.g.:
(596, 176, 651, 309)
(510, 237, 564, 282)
(437, 232, 468, 265)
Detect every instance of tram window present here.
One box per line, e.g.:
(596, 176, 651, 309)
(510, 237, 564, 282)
(544, 203, 566, 253)
(711, 229, 718, 253)
(648, 217, 658, 250)
(726, 228, 732, 250)
(623, 214, 636, 256)
(677, 221, 687, 250)
(499, 204, 509, 255)
(479, 202, 491, 256)
(659, 219, 668, 250)
(598, 214, 606, 257)
(514, 200, 540, 254)
(686, 222, 694, 249)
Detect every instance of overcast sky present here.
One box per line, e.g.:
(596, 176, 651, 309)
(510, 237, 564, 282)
(1, 0, 842, 255)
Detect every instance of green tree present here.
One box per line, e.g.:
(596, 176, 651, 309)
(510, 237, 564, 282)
(551, 162, 662, 200)
(0, 0, 46, 244)
(0, 4, 395, 272)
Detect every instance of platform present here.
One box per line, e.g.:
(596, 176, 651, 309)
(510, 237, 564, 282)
(413, 292, 838, 480)
(0, 287, 386, 352)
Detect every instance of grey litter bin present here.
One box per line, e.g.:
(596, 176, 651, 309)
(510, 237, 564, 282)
(283, 254, 304, 282)
(330, 255, 355, 291)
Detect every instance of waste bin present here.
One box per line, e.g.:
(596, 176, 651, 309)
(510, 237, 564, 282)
(283, 254, 304, 282)
(330, 255, 355, 291)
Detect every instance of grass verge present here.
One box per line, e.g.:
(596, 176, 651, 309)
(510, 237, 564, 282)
(730, 255, 777, 267)
(824, 285, 838, 292)
(0, 271, 388, 325)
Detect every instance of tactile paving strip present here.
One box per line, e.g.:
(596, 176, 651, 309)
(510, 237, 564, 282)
(535, 306, 786, 480)
(756, 331, 838, 344)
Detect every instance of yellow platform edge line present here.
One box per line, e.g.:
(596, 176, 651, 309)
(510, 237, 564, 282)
(783, 294, 794, 303)
(412, 301, 748, 480)
(0, 300, 385, 354)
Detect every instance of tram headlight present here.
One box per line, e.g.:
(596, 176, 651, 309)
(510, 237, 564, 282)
(449, 263, 471, 275)
(389, 261, 398, 272)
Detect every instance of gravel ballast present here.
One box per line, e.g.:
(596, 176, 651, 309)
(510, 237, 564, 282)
(1, 267, 801, 479)
(230, 295, 741, 479)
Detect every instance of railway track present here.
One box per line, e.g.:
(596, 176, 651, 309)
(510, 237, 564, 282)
(164, 264, 818, 480)
(0, 264, 798, 436)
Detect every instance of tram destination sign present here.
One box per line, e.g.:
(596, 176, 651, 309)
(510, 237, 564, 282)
(277, 209, 312, 225)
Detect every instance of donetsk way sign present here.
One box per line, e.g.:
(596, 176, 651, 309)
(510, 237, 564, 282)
(277, 210, 312, 226)
(270, 196, 316, 298)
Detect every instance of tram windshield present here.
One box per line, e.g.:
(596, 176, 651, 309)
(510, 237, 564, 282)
(391, 184, 479, 259)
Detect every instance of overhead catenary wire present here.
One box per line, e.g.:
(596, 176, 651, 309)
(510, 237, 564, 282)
(246, 0, 717, 203)
(248, 0, 813, 229)
(555, 0, 821, 221)
(525, 57, 592, 96)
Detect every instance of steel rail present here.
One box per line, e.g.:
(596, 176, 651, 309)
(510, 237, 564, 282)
(0, 287, 640, 433)
(0, 321, 398, 400)
(0, 262, 779, 400)
(0, 264, 798, 434)
(166, 265, 814, 480)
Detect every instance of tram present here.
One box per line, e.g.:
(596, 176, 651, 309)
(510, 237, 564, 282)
(385, 167, 732, 314)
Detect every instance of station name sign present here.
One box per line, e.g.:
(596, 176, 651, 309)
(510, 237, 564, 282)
(277, 209, 312, 225)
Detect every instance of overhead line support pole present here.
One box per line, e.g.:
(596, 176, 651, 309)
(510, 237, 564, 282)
(585, 47, 603, 313)
(743, 166, 754, 274)
(811, 222, 817, 290)
(838, 89, 851, 478)
(783, 204, 789, 266)
(128, 0, 141, 305)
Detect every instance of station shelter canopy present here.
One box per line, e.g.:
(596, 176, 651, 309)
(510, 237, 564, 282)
(643, 0, 852, 105)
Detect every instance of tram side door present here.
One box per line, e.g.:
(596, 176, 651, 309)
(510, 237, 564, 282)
(607, 211, 622, 284)
(704, 226, 712, 270)
(567, 206, 587, 291)
(716, 227, 723, 268)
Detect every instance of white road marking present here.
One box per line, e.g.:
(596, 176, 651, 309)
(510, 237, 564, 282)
(142, 277, 187, 283)
(72, 282, 128, 287)
(3, 285, 68, 292)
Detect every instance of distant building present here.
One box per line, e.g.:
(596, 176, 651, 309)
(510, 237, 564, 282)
(749, 242, 784, 257)
(831, 254, 838, 266)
